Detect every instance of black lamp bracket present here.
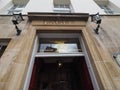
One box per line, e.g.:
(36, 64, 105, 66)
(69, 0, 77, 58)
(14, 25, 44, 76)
(91, 12, 102, 34)
(12, 13, 24, 36)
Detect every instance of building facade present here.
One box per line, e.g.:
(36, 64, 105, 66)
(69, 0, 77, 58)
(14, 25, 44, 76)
(0, 0, 120, 90)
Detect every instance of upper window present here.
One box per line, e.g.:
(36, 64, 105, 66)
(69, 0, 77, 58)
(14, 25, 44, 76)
(99, 5, 114, 14)
(8, 5, 25, 15)
(94, 0, 120, 14)
(0, 45, 7, 58)
(54, 4, 70, 9)
(53, 0, 72, 13)
(54, 4, 71, 13)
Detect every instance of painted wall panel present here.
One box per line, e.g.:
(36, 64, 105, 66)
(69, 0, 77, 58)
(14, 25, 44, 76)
(22, 0, 53, 14)
(0, 0, 12, 10)
(70, 0, 105, 14)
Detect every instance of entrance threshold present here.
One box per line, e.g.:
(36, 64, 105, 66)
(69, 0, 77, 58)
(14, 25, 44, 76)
(35, 52, 84, 57)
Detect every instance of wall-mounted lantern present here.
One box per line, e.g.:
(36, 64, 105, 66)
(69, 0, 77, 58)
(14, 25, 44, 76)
(12, 13, 24, 36)
(91, 12, 102, 34)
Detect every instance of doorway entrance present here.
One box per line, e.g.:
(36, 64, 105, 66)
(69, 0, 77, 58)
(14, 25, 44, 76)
(24, 32, 99, 90)
(29, 56, 93, 90)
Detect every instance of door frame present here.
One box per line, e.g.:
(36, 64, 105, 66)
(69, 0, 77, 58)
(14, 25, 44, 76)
(24, 32, 99, 90)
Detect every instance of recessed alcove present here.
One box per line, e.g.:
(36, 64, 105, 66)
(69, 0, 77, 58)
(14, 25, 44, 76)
(29, 56, 94, 90)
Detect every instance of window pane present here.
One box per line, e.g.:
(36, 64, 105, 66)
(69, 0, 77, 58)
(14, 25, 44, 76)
(38, 38, 82, 53)
(40, 43, 79, 53)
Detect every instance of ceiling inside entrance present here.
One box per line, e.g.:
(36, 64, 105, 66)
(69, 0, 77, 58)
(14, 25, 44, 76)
(36, 57, 81, 63)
